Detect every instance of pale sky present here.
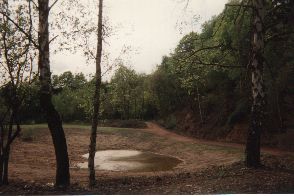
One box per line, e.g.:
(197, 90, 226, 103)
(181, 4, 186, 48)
(51, 0, 228, 79)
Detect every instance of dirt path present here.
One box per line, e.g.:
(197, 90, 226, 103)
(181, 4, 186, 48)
(144, 122, 294, 157)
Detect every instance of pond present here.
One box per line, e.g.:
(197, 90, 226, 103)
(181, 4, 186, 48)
(77, 150, 182, 172)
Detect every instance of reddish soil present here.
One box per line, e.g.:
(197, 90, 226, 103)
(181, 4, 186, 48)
(145, 122, 294, 156)
(1, 122, 294, 194)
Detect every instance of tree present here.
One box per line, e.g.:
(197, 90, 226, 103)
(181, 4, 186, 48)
(2, 0, 71, 187)
(245, 0, 266, 167)
(0, 0, 35, 185)
(245, 0, 294, 167)
(38, 0, 70, 187)
(88, 0, 103, 187)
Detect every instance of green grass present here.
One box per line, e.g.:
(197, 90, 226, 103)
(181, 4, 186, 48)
(20, 124, 243, 156)
(21, 124, 152, 139)
(20, 128, 35, 142)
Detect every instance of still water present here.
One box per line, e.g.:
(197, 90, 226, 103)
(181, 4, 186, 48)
(77, 150, 182, 172)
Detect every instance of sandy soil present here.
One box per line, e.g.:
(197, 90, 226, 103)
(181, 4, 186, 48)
(1, 122, 294, 194)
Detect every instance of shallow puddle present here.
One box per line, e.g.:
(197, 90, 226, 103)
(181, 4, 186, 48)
(77, 150, 182, 172)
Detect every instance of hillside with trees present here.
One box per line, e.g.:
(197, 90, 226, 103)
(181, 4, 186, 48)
(16, 0, 294, 150)
(1, 0, 294, 194)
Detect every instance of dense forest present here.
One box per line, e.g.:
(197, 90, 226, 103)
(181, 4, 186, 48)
(1, 0, 294, 193)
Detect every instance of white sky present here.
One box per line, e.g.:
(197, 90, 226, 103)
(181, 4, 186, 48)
(50, 0, 228, 79)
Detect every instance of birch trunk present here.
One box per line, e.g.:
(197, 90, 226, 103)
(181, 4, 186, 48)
(245, 0, 266, 168)
(88, 0, 103, 187)
(38, 0, 70, 187)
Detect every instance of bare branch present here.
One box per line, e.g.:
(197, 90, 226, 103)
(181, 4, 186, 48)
(49, 0, 59, 12)
(30, 0, 38, 9)
(49, 35, 59, 44)
(0, 11, 39, 48)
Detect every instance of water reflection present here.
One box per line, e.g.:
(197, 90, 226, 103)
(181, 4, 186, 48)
(77, 150, 182, 172)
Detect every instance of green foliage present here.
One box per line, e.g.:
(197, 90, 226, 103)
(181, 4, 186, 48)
(106, 65, 157, 120)
(15, 0, 294, 139)
(52, 72, 92, 122)
(148, 0, 294, 135)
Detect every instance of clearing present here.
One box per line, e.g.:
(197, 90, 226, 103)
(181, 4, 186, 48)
(1, 122, 294, 194)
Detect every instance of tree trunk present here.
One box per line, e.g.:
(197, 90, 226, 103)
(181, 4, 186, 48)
(88, 0, 103, 187)
(245, 0, 266, 168)
(38, 0, 70, 187)
(0, 158, 3, 185)
(0, 123, 4, 186)
(2, 149, 9, 185)
(1, 111, 14, 185)
(141, 92, 144, 119)
(196, 83, 204, 124)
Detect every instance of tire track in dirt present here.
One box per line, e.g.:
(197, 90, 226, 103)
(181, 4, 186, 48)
(143, 122, 294, 157)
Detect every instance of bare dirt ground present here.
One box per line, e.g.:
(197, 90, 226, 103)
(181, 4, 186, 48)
(145, 122, 294, 156)
(1, 122, 294, 194)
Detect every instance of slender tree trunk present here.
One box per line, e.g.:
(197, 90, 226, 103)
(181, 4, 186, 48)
(2, 149, 9, 185)
(141, 92, 144, 119)
(134, 98, 137, 119)
(245, 0, 266, 168)
(88, 0, 103, 187)
(0, 158, 3, 186)
(1, 111, 14, 185)
(196, 83, 204, 124)
(0, 123, 4, 186)
(38, 0, 70, 187)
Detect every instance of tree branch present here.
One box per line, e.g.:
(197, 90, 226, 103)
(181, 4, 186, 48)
(0, 11, 39, 48)
(49, 0, 59, 12)
(49, 35, 59, 44)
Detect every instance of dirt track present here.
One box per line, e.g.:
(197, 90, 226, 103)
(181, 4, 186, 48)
(145, 122, 294, 157)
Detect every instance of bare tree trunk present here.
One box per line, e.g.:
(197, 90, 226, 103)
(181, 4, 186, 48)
(134, 98, 137, 119)
(245, 0, 266, 168)
(2, 149, 9, 185)
(38, 0, 70, 187)
(142, 91, 145, 120)
(196, 83, 204, 124)
(88, 0, 103, 187)
(2, 111, 14, 185)
(0, 122, 4, 186)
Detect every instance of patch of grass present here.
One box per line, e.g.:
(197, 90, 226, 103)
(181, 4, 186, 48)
(22, 124, 48, 129)
(99, 119, 147, 129)
(98, 127, 156, 142)
(170, 139, 242, 155)
(20, 128, 35, 142)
